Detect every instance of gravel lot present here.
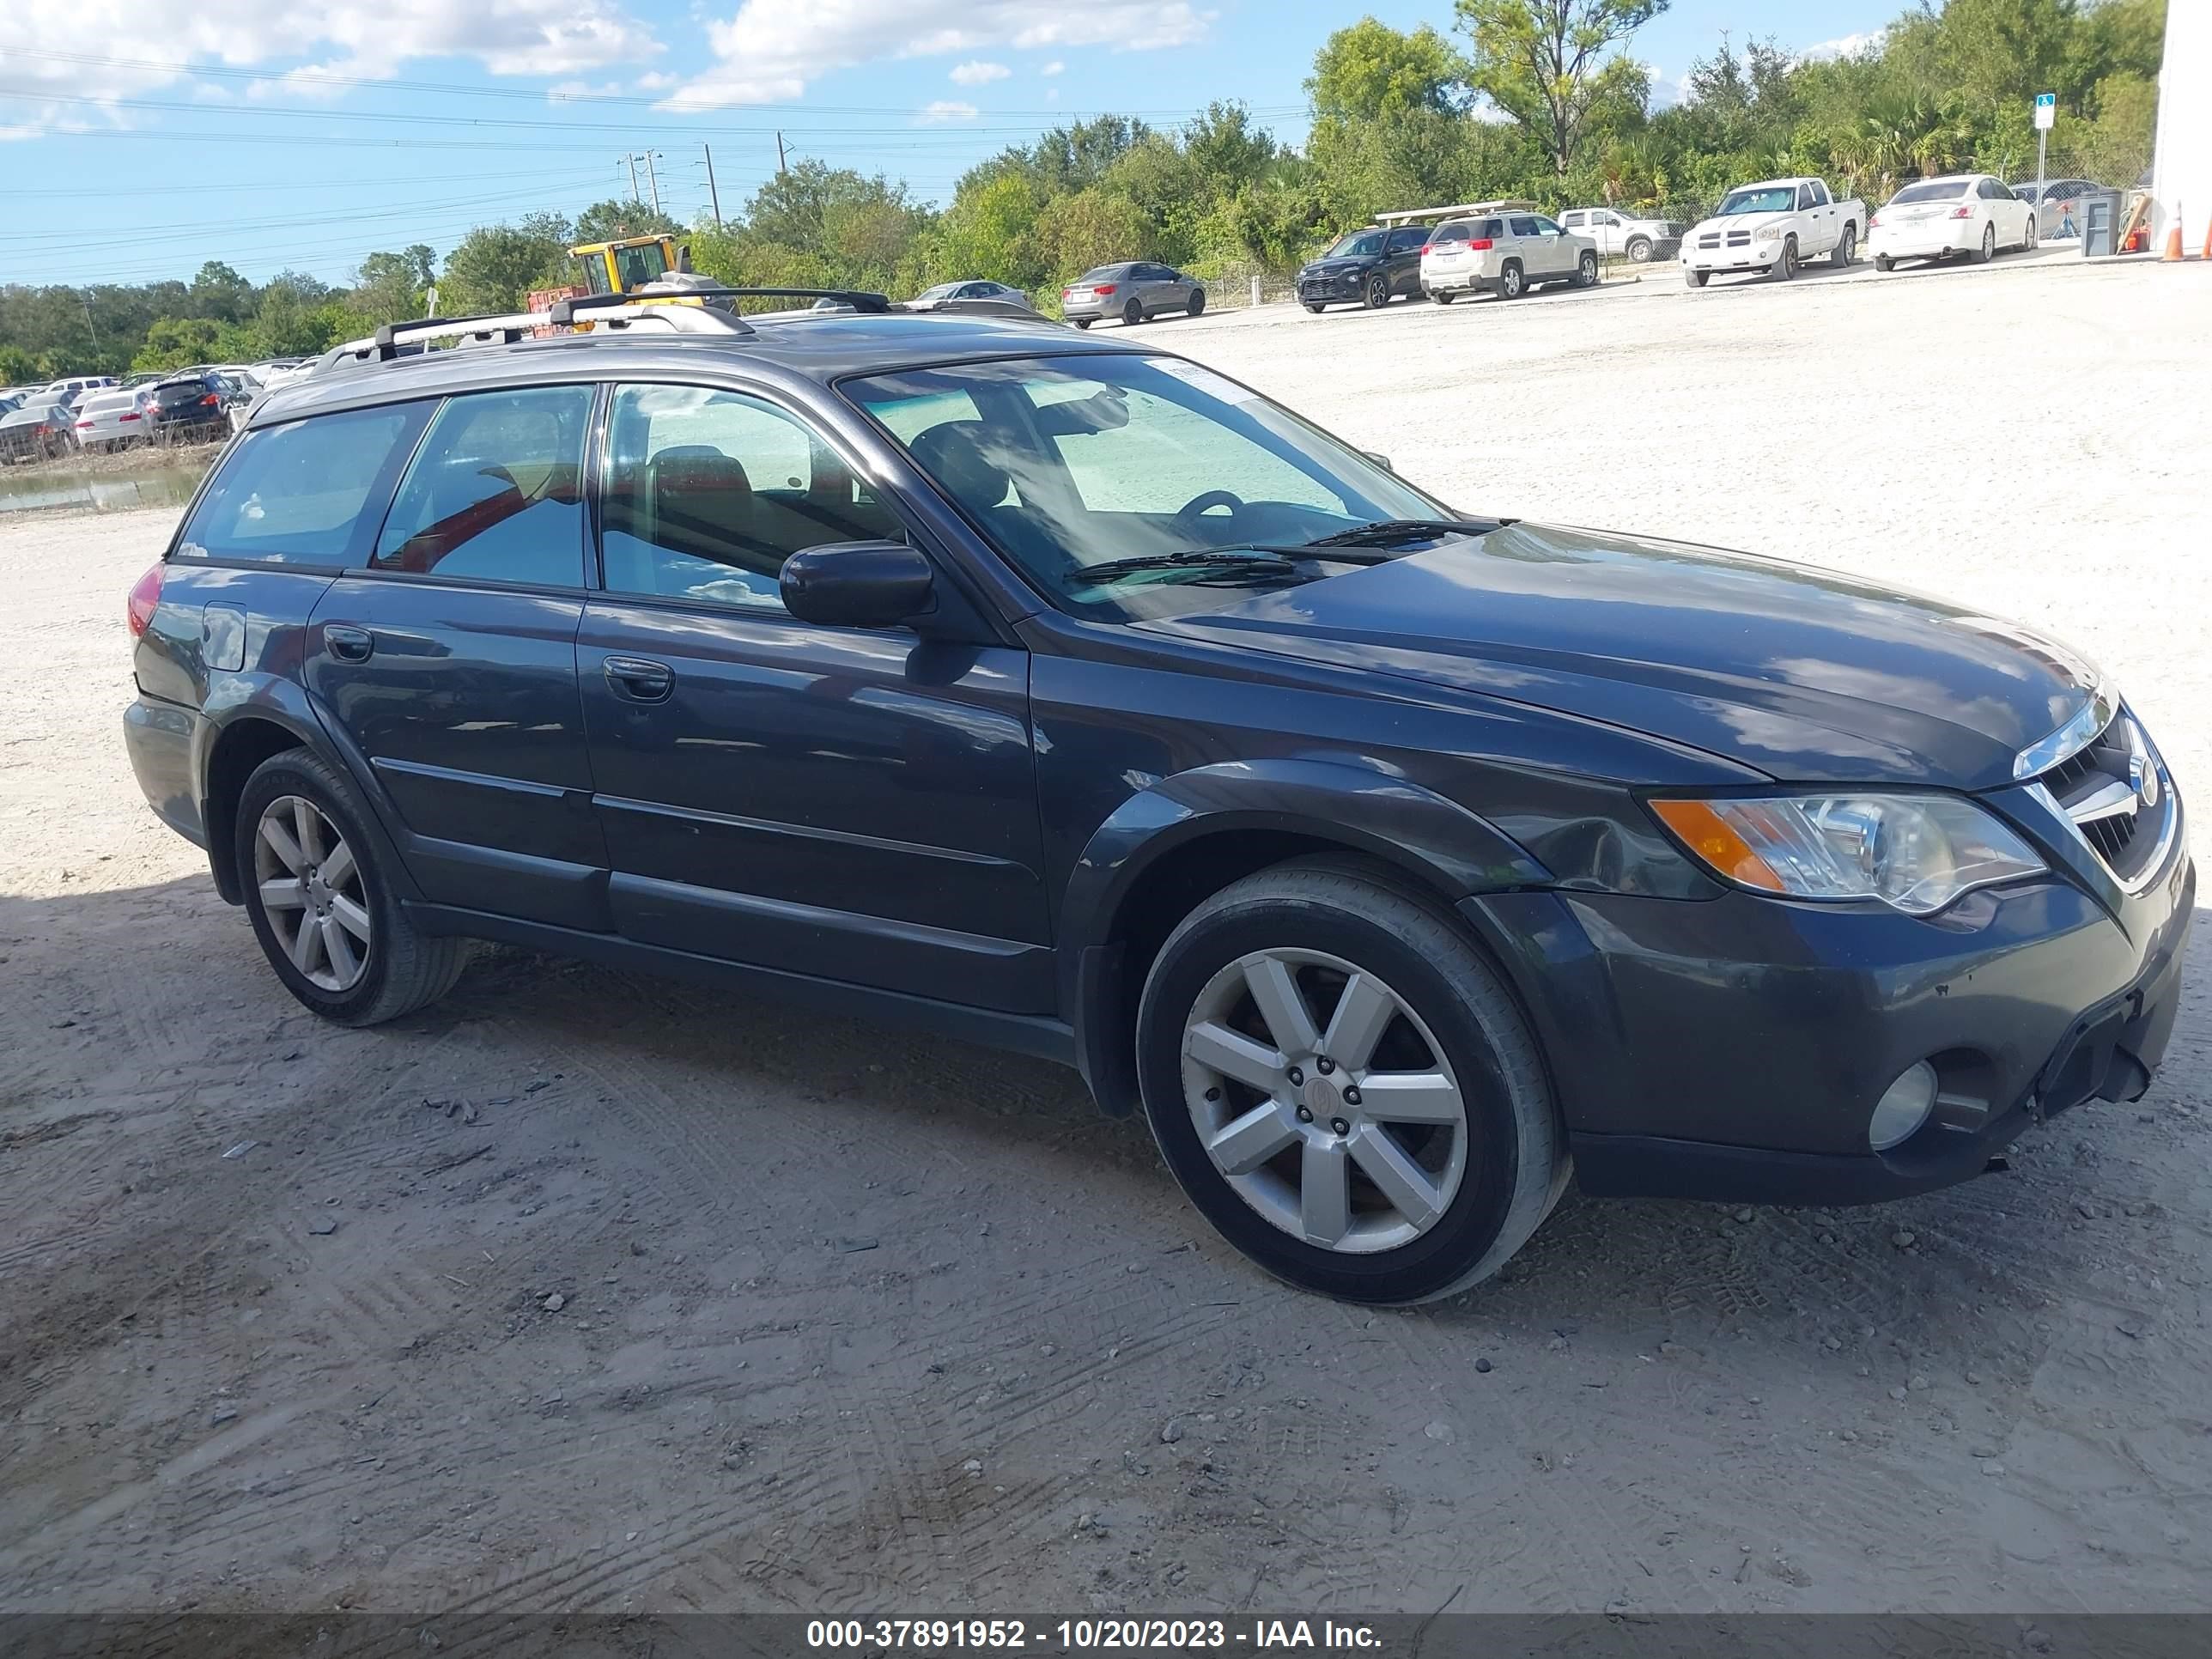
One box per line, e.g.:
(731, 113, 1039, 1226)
(2, 252, 2208, 1618)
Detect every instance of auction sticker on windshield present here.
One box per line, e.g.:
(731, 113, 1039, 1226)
(1150, 359, 1258, 404)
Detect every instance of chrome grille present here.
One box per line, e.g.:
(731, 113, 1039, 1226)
(2026, 712, 2177, 892)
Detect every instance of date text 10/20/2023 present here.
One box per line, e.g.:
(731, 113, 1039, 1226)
(805, 1619, 1383, 1650)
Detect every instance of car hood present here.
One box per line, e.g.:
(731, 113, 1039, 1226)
(1133, 522, 2102, 790)
(1691, 210, 1792, 237)
(1300, 255, 1379, 276)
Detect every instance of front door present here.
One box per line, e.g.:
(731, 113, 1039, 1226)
(577, 381, 1051, 1012)
(304, 383, 608, 932)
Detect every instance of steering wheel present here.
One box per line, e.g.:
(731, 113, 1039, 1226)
(1175, 489, 1247, 529)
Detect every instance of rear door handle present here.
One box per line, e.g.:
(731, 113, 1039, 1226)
(603, 655, 674, 702)
(325, 624, 374, 663)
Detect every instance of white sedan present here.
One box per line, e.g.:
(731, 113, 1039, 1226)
(1868, 174, 2038, 270)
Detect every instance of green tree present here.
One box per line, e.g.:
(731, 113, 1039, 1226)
(350, 250, 430, 325)
(185, 260, 254, 325)
(1031, 189, 1154, 283)
(438, 212, 573, 313)
(131, 316, 224, 373)
(573, 198, 683, 244)
(1455, 0, 1668, 174)
(1307, 19, 1467, 121)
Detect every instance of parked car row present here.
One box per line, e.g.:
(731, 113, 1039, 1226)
(0, 368, 258, 461)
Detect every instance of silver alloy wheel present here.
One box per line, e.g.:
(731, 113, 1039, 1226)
(1180, 948, 1470, 1254)
(253, 794, 372, 993)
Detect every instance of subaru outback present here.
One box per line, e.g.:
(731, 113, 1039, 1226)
(124, 292, 2191, 1304)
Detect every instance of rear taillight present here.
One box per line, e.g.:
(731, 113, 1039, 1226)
(1868, 215, 1881, 228)
(76, 420, 93, 428)
(200, 393, 220, 406)
(1950, 207, 1972, 219)
(1093, 283, 1116, 295)
(127, 562, 164, 638)
(1468, 238, 1494, 251)
(118, 411, 140, 421)
(1419, 243, 1431, 254)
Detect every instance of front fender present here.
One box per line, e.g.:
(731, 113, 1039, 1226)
(1056, 758, 1549, 1115)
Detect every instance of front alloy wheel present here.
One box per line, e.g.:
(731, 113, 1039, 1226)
(1364, 273, 1389, 308)
(1136, 861, 1565, 1303)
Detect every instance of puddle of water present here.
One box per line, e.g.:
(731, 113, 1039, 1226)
(0, 458, 210, 515)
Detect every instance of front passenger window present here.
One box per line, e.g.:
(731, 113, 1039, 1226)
(600, 384, 901, 613)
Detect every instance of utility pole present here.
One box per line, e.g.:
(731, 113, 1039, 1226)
(643, 150, 663, 217)
(78, 289, 100, 355)
(623, 153, 641, 203)
(775, 131, 788, 177)
(702, 143, 723, 228)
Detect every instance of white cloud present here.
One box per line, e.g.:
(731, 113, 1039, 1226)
(949, 59, 1009, 86)
(664, 0, 1209, 109)
(1802, 31, 1881, 62)
(0, 3, 660, 137)
(916, 100, 979, 123)
(1040, 59, 1064, 76)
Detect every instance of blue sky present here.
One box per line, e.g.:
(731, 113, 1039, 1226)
(0, 1, 1893, 289)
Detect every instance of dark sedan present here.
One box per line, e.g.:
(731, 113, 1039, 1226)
(124, 302, 2189, 1304)
(0, 399, 78, 462)
(1297, 224, 1430, 311)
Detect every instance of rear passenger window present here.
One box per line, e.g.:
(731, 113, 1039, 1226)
(371, 386, 592, 586)
(599, 384, 901, 613)
(178, 404, 427, 566)
(1509, 216, 1540, 237)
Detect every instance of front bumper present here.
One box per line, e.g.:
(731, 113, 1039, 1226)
(1296, 273, 1369, 303)
(1682, 242, 1782, 273)
(1461, 812, 2193, 1206)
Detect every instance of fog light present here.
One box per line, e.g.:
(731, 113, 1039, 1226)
(1869, 1061, 1939, 1151)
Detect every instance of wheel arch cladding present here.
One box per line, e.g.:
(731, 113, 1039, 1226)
(203, 714, 317, 904)
(1060, 759, 1549, 1116)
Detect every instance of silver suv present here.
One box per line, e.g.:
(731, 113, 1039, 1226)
(1419, 213, 1600, 302)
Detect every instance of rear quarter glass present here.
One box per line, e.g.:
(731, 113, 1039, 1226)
(178, 402, 432, 567)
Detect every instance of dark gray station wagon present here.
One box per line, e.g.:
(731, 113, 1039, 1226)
(124, 292, 2191, 1303)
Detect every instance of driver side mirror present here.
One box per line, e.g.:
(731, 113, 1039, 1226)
(780, 540, 936, 630)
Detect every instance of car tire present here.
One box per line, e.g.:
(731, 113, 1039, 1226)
(1577, 250, 1599, 288)
(1363, 273, 1389, 309)
(1122, 298, 1144, 326)
(1136, 860, 1567, 1304)
(1304, 303, 1326, 313)
(1432, 289, 1455, 305)
(1977, 222, 1996, 264)
(1072, 319, 1092, 329)
(2022, 215, 2039, 252)
(1626, 236, 1652, 263)
(1684, 267, 1708, 288)
(1499, 260, 1523, 300)
(236, 747, 467, 1028)
(1770, 238, 1796, 281)
(1186, 289, 1205, 317)
(1831, 224, 1856, 267)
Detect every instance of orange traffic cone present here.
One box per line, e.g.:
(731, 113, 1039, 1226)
(2162, 201, 2185, 261)
(2202, 211, 2212, 260)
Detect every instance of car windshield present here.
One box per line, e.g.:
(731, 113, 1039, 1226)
(1889, 181, 1970, 204)
(1716, 187, 1797, 216)
(844, 353, 1453, 623)
(1326, 232, 1387, 258)
(915, 283, 961, 301)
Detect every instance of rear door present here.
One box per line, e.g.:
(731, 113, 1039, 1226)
(1385, 228, 1426, 290)
(303, 383, 609, 932)
(577, 380, 1050, 1012)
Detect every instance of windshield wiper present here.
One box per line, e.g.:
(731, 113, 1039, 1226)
(1295, 517, 1504, 550)
(1073, 549, 1300, 585)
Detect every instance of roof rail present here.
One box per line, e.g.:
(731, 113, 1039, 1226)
(319, 299, 757, 374)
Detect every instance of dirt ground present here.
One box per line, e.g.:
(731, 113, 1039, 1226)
(2, 253, 2208, 1618)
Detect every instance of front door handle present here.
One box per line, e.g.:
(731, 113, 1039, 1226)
(603, 655, 675, 702)
(325, 624, 374, 663)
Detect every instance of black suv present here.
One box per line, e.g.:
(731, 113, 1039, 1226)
(125, 293, 2191, 1303)
(1297, 225, 1429, 312)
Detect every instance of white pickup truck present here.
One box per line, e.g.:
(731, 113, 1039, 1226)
(1680, 176, 1866, 286)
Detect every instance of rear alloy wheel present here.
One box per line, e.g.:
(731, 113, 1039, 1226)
(1432, 289, 1455, 305)
(1577, 250, 1600, 288)
(1186, 289, 1206, 317)
(1072, 319, 1092, 329)
(1137, 861, 1565, 1303)
(1977, 222, 1996, 264)
(1500, 261, 1524, 300)
(1831, 224, 1856, 268)
(1364, 273, 1389, 309)
(1626, 235, 1653, 263)
(1122, 297, 1144, 326)
(237, 748, 466, 1026)
(2022, 214, 2039, 252)
(1875, 253, 1895, 272)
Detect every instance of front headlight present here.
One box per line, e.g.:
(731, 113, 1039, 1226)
(1754, 223, 1784, 241)
(1648, 794, 2045, 915)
